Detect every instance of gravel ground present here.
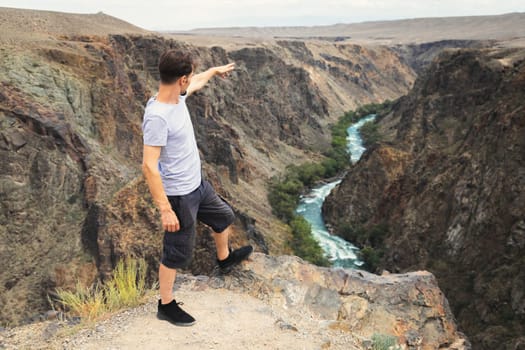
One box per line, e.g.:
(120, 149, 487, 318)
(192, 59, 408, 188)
(0, 275, 365, 350)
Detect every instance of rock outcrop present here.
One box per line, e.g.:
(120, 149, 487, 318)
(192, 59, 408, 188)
(323, 48, 525, 349)
(0, 253, 469, 350)
(217, 253, 469, 349)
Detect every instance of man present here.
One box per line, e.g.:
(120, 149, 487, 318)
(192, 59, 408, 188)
(142, 50, 253, 327)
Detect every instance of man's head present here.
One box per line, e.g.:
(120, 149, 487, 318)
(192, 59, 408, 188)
(158, 50, 195, 89)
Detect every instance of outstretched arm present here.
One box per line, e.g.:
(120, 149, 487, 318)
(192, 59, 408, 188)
(187, 63, 235, 96)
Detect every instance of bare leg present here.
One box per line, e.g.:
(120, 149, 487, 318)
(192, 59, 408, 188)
(213, 225, 231, 260)
(159, 263, 177, 304)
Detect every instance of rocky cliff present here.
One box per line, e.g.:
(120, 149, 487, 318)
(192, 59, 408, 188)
(1, 253, 469, 350)
(0, 8, 416, 326)
(323, 48, 525, 349)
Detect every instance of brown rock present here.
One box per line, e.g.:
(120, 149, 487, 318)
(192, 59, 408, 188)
(215, 253, 469, 349)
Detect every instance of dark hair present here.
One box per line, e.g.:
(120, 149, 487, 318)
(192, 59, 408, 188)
(158, 50, 194, 84)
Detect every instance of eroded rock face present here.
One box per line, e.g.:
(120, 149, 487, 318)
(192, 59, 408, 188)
(323, 48, 525, 349)
(207, 253, 469, 349)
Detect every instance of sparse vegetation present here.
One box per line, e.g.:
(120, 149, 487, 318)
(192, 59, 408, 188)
(339, 223, 389, 247)
(360, 246, 383, 272)
(268, 169, 330, 266)
(326, 100, 392, 164)
(54, 257, 149, 322)
(339, 223, 389, 271)
(289, 216, 328, 266)
(268, 101, 393, 267)
(370, 333, 401, 350)
(359, 120, 382, 147)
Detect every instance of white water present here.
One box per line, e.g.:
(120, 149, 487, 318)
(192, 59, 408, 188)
(347, 114, 377, 164)
(295, 114, 376, 268)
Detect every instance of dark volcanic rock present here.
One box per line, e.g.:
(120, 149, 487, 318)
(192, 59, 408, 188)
(392, 39, 495, 73)
(324, 47, 525, 349)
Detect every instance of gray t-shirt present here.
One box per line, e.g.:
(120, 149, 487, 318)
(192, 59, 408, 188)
(142, 94, 201, 196)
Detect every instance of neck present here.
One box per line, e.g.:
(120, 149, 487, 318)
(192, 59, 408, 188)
(156, 84, 182, 104)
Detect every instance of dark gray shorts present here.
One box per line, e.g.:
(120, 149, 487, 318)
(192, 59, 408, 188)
(161, 180, 235, 269)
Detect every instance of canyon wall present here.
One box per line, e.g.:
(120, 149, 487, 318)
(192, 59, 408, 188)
(324, 47, 525, 349)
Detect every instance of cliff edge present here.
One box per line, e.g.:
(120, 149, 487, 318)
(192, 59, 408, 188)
(1, 253, 468, 350)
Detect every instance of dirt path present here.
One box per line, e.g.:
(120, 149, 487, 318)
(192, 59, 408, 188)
(1, 282, 362, 350)
(77, 289, 331, 350)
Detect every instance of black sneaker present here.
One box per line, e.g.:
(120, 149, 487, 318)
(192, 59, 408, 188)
(157, 299, 196, 326)
(217, 245, 253, 273)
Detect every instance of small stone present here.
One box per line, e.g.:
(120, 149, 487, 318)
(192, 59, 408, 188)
(43, 323, 61, 340)
(5, 129, 27, 150)
(362, 339, 373, 349)
(405, 330, 422, 346)
(44, 310, 60, 320)
(321, 340, 331, 349)
(195, 275, 210, 282)
(275, 318, 298, 332)
(67, 316, 81, 325)
(208, 276, 225, 289)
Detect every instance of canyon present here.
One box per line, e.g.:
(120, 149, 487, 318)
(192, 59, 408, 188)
(324, 47, 525, 349)
(1, 7, 524, 349)
(0, 7, 415, 326)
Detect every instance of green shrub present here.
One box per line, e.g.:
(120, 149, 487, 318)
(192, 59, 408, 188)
(339, 221, 389, 272)
(360, 246, 383, 272)
(268, 176, 303, 220)
(321, 158, 339, 178)
(339, 223, 389, 248)
(339, 223, 366, 244)
(289, 216, 330, 266)
(293, 163, 326, 187)
(359, 120, 382, 147)
(371, 333, 400, 350)
(368, 224, 389, 246)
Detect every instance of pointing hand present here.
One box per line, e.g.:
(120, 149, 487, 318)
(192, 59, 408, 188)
(215, 62, 235, 78)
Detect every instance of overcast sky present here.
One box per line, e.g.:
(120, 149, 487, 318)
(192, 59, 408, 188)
(0, 0, 524, 31)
